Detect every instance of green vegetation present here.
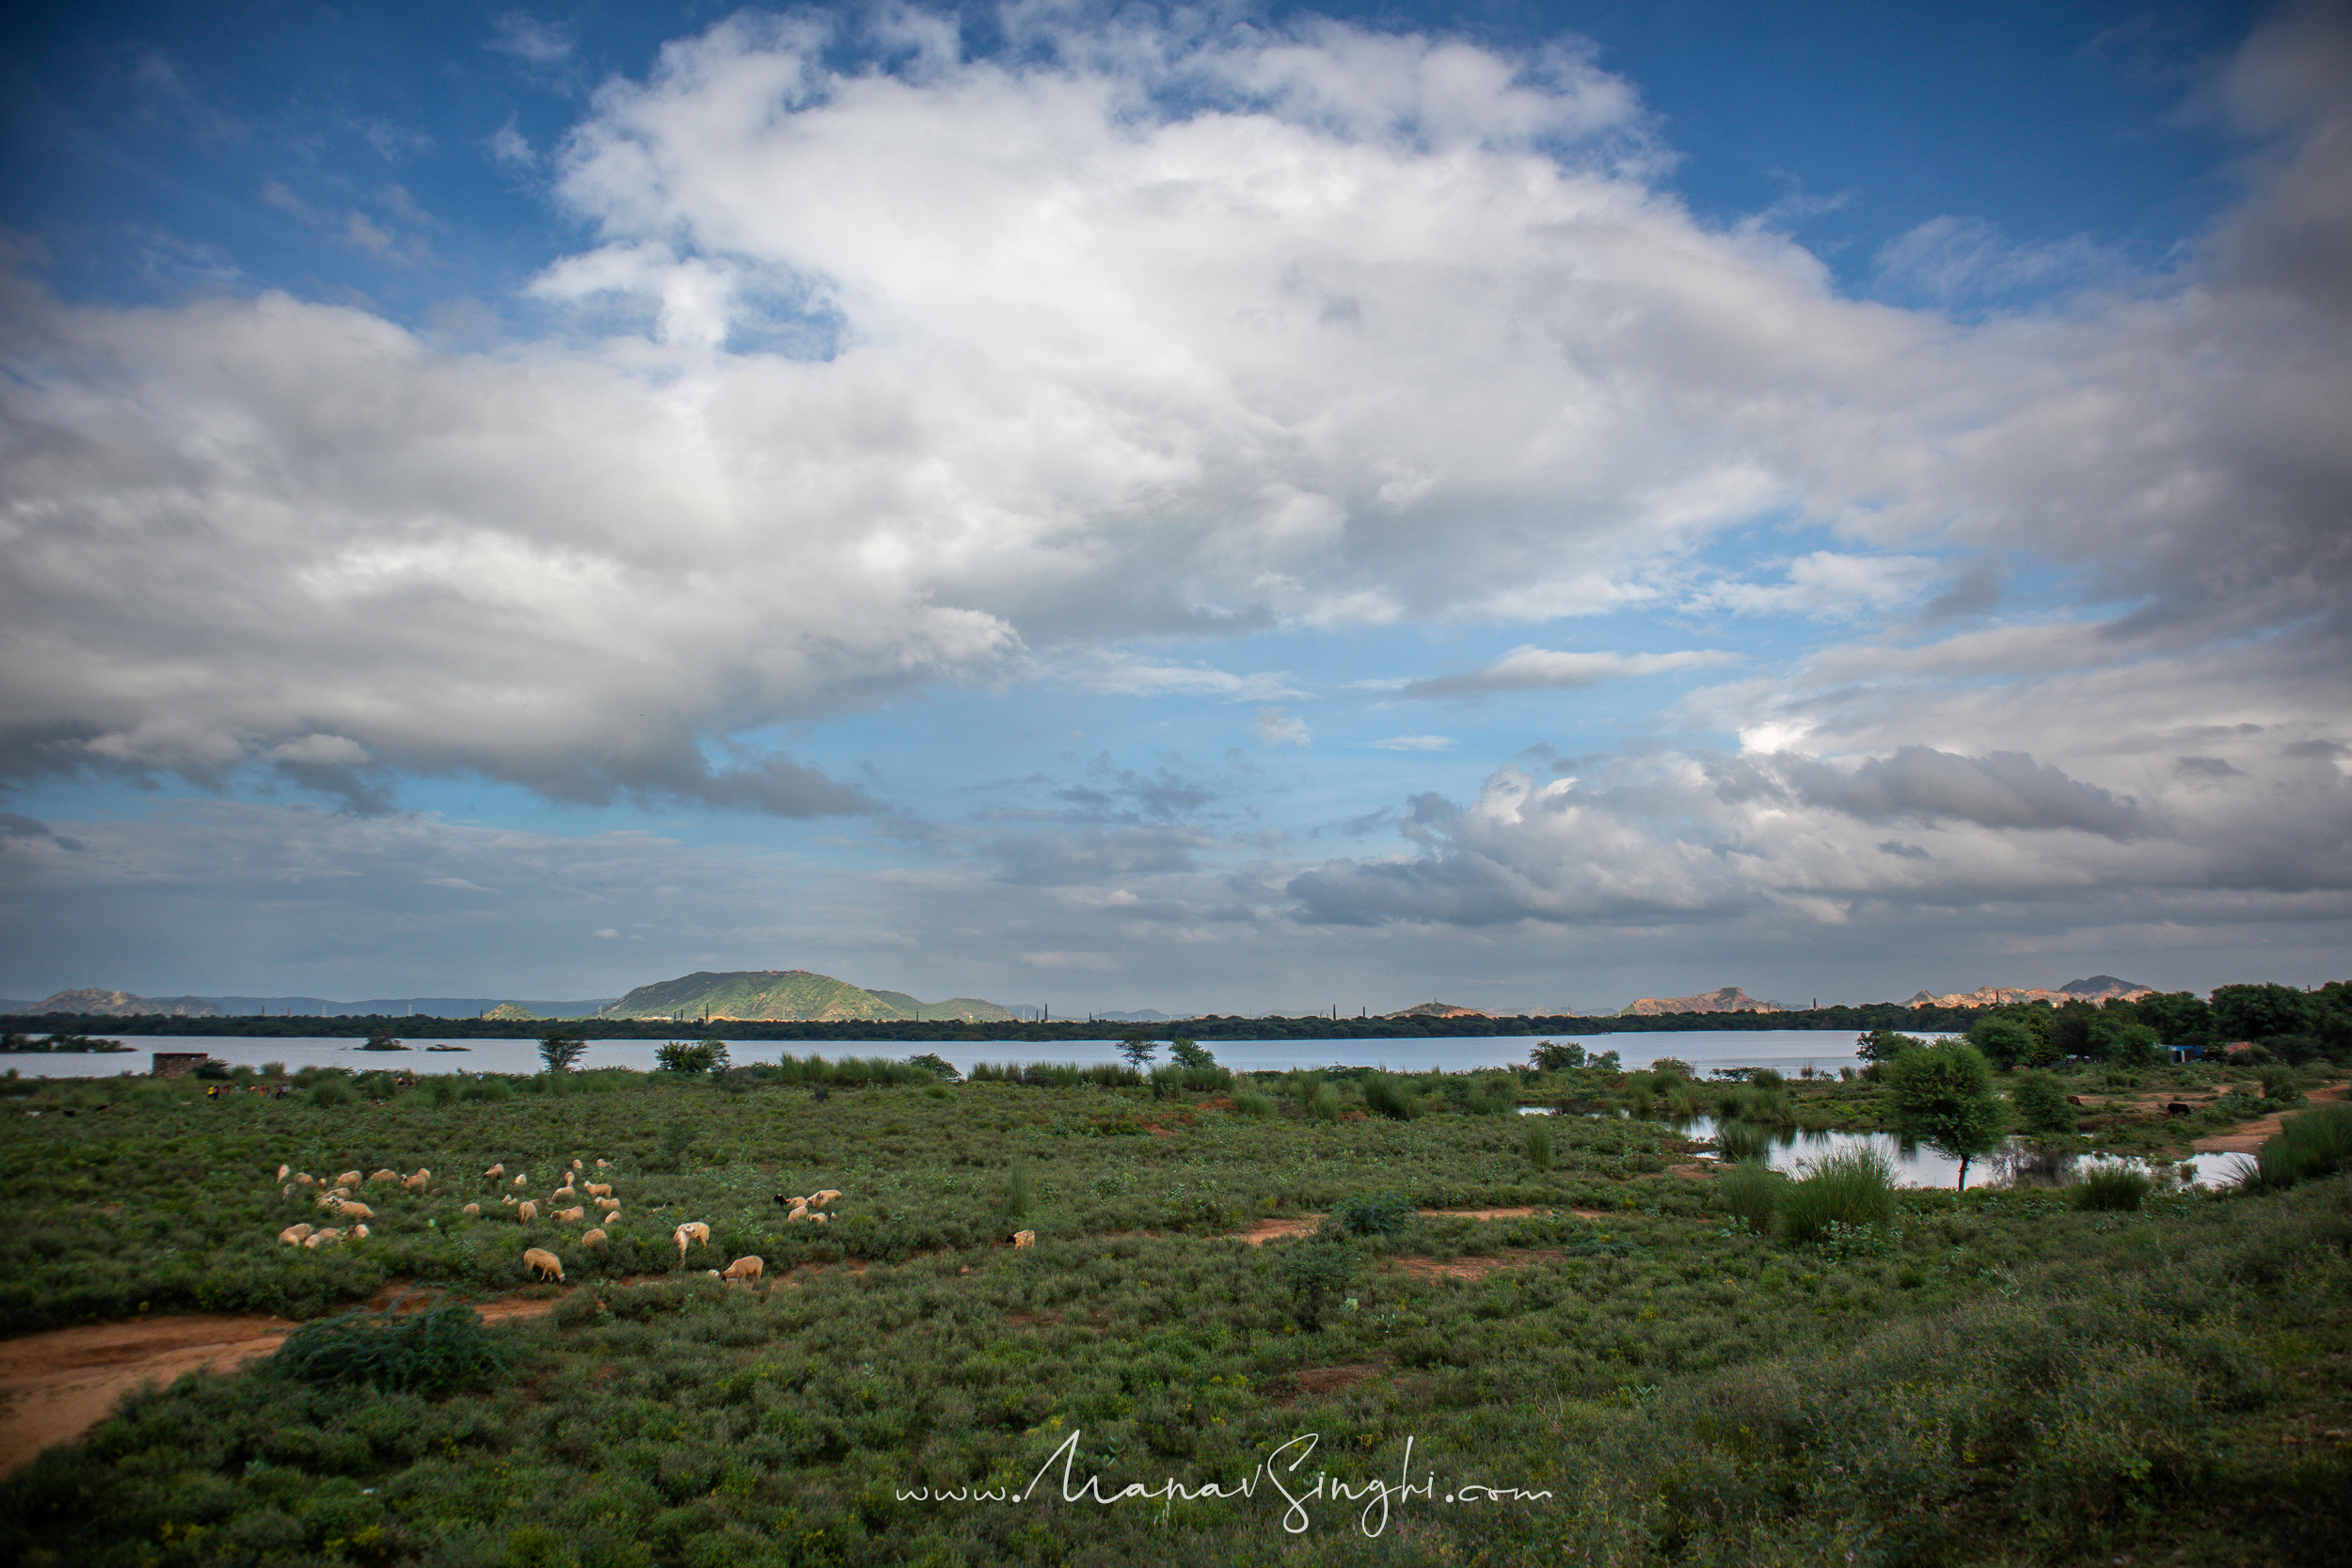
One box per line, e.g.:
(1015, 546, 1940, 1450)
(2250, 1105, 2352, 1192)
(2010, 1069, 2078, 1135)
(0, 1057, 2346, 1565)
(2069, 1164, 2153, 1212)
(1887, 1040, 2006, 1189)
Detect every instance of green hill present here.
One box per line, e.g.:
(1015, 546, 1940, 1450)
(483, 1002, 539, 1022)
(605, 971, 1013, 1023)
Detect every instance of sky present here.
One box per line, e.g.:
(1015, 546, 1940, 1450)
(1, 0, 2346, 1015)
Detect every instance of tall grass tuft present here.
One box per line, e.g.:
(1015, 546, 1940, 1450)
(1779, 1148, 1896, 1246)
(1331, 1191, 1416, 1237)
(1232, 1089, 1276, 1118)
(1523, 1115, 1553, 1171)
(1715, 1119, 1773, 1164)
(2070, 1164, 2153, 1212)
(1308, 1083, 1343, 1123)
(1001, 1162, 1033, 1219)
(1362, 1073, 1422, 1121)
(2251, 1105, 2352, 1191)
(1715, 1160, 1781, 1233)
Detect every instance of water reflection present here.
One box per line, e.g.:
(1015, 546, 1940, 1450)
(1669, 1114, 2251, 1192)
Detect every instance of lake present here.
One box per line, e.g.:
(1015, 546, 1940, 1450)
(0, 1027, 1887, 1080)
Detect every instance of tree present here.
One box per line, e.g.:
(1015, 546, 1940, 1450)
(1855, 1028, 1925, 1063)
(2211, 982, 2315, 1043)
(1529, 1040, 1586, 1071)
(538, 1031, 587, 1074)
(2010, 1070, 2077, 1136)
(2134, 990, 2216, 1051)
(1965, 1016, 2042, 1071)
(1117, 1032, 1158, 1070)
(1168, 1037, 1215, 1070)
(1887, 1040, 2006, 1190)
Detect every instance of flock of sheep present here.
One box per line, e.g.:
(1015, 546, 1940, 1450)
(267, 1157, 846, 1289)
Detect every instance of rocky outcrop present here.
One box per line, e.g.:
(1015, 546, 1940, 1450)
(32, 989, 222, 1018)
(1904, 976, 2153, 1010)
(1619, 987, 1789, 1016)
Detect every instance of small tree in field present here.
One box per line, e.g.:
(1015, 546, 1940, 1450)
(2011, 1069, 2077, 1136)
(1888, 1040, 2006, 1189)
(1118, 1033, 1158, 1071)
(538, 1031, 587, 1074)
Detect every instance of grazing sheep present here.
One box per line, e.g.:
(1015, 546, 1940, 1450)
(350, 1225, 369, 1239)
(674, 1222, 711, 1260)
(404, 1170, 431, 1192)
(484, 1163, 505, 1180)
(502, 1195, 516, 1206)
(513, 1174, 530, 1188)
(335, 1201, 375, 1221)
(571, 1159, 583, 1171)
(554, 1207, 585, 1224)
(595, 1159, 610, 1168)
(316, 1194, 342, 1212)
(809, 1212, 829, 1226)
(305, 1227, 344, 1250)
(336, 1170, 362, 1189)
(584, 1183, 612, 1198)
(522, 1247, 564, 1283)
(1012, 1229, 1036, 1248)
(595, 1196, 619, 1212)
(294, 1173, 315, 1186)
(723, 1256, 765, 1281)
(810, 1190, 842, 1207)
(581, 1228, 608, 1248)
(604, 1210, 621, 1226)
(462, 1203, 481, 1217)
(276, 1164, 290, 1180)
(550, 1186, 577, 1203)
(278, 1224, 313, 1245)
(516, 1200, 539, 1223)
(368, 1168, 400, 1184)
(783, 1205, 809, 1225)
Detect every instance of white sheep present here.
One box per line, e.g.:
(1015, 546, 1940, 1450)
(723, 1256, 765, 1281)
(294, 1173, 315, 1186)
(276, 1164, 290, 1180)
(305, 1227, 344, 1250)
(674, 1221, 710, 1260)
(484, 1163, 505, 1180)
(367, 1167, 400, 1184)
(513, 1174, 529, 1188)
(404, 1169, 431, 1192)
(335, 1200, 375, 1221)
(810, 1189, 842, 1207)
(594, 1196, 619, 1212)
(502, 1195, 516, 1206)
(278, 1224, 313, 1245)
(570, 1159, 583, 1171)
(516, 1200, 539, 1224)
(315, 1193, 342, 1212)
(595, 1158, 610, 1168)
(522, 1247, 564, 1283)
(604, 1210, 621, 1226)
(810, 1212, 830, 1226)
(462, 1202, 481, 1217)
(553, 1206, 585, 1224)
(783, 1205, 809, 1225)
(335, 1170, 362, 1188)
(1012, 1229, 1036, 1249)
(581, 1227, 609, 1248)
(584, 1182, 612, 1198)
(350, 1225, 369, 1239)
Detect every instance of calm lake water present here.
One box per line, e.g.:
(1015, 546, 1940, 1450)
(1661, 1113, 2250, 1192)
(0, 1027, 1892, 1082)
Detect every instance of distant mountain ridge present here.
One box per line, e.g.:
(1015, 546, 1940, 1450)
(8, 991, 616, 1019)
(1386, 1001, 1490, 1019)
(1619, 987, 1793, 1017)
(1904, 976, 2153, 1009)
(30, 988, 222, 1018)
(605, 970, 1014, 1023)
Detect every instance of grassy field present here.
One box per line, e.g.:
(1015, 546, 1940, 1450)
(2, 1056, 2346, 1566)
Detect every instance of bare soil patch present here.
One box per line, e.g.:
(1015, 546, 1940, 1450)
(1232, 1208, 1588, 1244)
(1388, 1250, 1567, 1283)
(1665, 1163, 1717, 1180)
(2193, 1081, 2346, 1155)
(0, 1295, 559, 1476)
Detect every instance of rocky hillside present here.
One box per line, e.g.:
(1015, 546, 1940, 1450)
(605, 970, 1014, 1023)
(29, 989, 222, 1018)
(1903, 976, 2153, 1009)
(1619, 987, 1792, 1017)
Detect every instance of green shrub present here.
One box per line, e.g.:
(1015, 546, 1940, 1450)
(1330, 1190, 1416, 1238)
(2256, 1066, 2304, 1103)
(1232, 1089, 1275, 1119)
(2070, 1164, 2153, 1212)
(2011, 1069, 2077, 1135)
(1715, 1119, 1773, 1163)
(1715, 1160, 1781, 1233)
(1280, 1237, 1353, 1332)
(307, 1077, 353, 1109)
(272, 1304, 513, 1395)
(1523, 1115, 1553, 1171)
(2251, 1105, 2352, 1191)
(1780, 1148, 1896, 1246)
(1307, 1083, 1343, 1123)
(1362, 1073, 1421, 1121)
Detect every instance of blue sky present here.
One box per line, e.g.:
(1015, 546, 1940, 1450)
(2, 1, 2345, 1013)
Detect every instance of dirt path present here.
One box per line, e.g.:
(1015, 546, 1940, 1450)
(0, 1295, 558, 1477)
(1231, 1208, 1605, 1245)
(2192, 1081, 2345, 1155)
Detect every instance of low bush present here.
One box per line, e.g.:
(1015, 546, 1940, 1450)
(2251, 1105, 2352, 1191)
(1362, 1073, 1422, 1121)
(1232, 1089, 1275, 1118)
(1715, 1160, 1780, 1233)
(2070, 1164, 2153, 1212)
(1329, 1190, 1416, 1237)
(1779, 1147, 1896, 1246)
(272, 1303, 513, 1395)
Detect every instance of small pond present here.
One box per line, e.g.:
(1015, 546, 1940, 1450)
(1665, 1113, 2250, 1192)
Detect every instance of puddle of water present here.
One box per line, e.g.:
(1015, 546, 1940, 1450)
(1668, 1115, 2250, 1192)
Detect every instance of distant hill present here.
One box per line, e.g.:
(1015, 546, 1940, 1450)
(1619, 987, 1791, 1017)
(606, 970, 1016, 1023)
(31, 989, 222, 1018)
(483, 1003, 539, 1022)
(1387, 1001, 1490, 1019)
(1904, 976, 2153, 1010)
